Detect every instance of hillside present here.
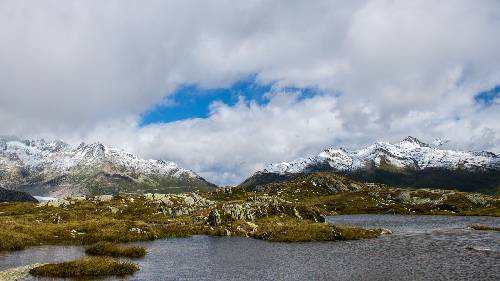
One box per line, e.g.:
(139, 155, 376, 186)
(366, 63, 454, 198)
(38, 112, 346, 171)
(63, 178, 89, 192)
(0, 137, 215, 197)
(0, 187, 37, 203)
(240, 137, 500, 194)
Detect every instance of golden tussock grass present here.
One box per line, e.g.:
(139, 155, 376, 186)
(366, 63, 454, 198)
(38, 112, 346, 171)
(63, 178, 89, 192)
(29, 257, 139, 278)
(85, 242, 146, 258)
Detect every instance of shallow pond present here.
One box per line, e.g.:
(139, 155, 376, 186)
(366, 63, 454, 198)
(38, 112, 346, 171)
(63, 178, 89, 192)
(1, 215, 499, 280)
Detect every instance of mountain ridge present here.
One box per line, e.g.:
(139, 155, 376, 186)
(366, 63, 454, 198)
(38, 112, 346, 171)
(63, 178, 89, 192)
(241, 136, 500, 194)
(0, 137, 216, 197)
(0, 187, 38, 202)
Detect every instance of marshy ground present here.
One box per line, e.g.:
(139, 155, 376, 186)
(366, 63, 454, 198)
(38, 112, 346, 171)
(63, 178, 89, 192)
(29, 257, 139, 278)
(0, 173, 498, 253)
(0, 173, 498, 278)
(85, 242, 147, 258)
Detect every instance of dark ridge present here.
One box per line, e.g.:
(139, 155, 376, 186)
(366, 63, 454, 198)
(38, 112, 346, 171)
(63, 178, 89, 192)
(0, 187, 38, 202)
(240, 167, 500, 195)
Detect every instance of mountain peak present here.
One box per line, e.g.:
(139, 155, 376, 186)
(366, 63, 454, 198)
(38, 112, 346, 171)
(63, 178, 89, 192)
(260, 137, 499, 175)
(0, 137, 215, 196)
(250, 138, 500, 193)
(399, 136, 429, 148)
(432, 137, 450, 147)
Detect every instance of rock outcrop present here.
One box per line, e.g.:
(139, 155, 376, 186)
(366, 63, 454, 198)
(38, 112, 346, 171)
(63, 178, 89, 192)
(207, 209, 221, 226)
(0, 187, 38, 202)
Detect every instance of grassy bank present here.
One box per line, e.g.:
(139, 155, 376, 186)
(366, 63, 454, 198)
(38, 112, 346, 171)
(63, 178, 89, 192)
(85, 242, 146, 258)
(0, 193, 381, 251)
(29, 257, 138, 278)
(242, 173, 500, 217)
(253, 217, 382, 242)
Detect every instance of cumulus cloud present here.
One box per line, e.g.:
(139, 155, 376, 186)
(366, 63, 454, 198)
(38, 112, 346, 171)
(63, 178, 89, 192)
(78, 91, 342, 184)
(0, 0, 499, 184)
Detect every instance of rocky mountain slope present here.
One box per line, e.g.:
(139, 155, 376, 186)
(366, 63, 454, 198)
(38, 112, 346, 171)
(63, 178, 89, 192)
(0, 137, 215, 197)
(240, 137, 500, 194)
(0, 187, 37, 202)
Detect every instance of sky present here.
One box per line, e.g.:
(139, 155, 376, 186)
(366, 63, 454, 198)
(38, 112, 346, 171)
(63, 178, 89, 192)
(0, 0, 499, 185)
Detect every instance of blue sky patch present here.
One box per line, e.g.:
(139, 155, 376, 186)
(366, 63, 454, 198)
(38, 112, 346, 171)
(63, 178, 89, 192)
(140, 76, 322, 126)
(474, 85, 500, 106)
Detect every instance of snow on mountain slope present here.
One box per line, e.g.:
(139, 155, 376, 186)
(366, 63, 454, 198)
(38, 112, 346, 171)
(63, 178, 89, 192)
(262, 136, 500, 175)
(0, 137, 214, 197)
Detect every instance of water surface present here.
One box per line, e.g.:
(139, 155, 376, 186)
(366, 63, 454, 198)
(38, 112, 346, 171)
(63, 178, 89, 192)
(1, 215, 498, 280)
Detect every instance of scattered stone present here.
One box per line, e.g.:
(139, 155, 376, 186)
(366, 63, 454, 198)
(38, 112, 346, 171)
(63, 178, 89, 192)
(397, 191, 412, 204)
(466, 246, 492, 252)
(94, 195, 113, 202)
(38, 199, 70, 208)
(129, 227, 147, 235)
(465, 194, 489, 207)
(0, 263, 47, 281)
(216, 186, 233, 194)
(144, 193, 214, 216)
(293, 207, 302, 219)
(109, 207, 119, 214)
(378, 228, 393, 235)
(70, 229, 86, 238)
(207, 209, 221, 226)
(223, 203, 255, 221)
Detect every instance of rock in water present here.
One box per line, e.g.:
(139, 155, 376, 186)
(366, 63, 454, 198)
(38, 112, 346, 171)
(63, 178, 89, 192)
(0, 263, 46, 280)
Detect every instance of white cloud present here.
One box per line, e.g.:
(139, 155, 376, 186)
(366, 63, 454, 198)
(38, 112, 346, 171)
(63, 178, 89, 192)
(0, 0, 499, 184)
(80, 91, 343, 184)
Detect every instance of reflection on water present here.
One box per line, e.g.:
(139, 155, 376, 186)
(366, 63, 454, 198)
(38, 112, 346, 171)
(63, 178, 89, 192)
(1, 215, 499, 281)
(0, 245, 85, 271)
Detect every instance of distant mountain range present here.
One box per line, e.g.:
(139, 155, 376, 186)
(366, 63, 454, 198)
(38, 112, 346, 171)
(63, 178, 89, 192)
(240, 137, 500, 194)
(0, 137, 215, 197)
(2, 136, 499, 197)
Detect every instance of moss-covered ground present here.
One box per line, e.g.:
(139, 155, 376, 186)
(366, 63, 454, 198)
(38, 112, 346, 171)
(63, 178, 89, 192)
(85, 242, 146, 258)
(29, 257, 138, 278)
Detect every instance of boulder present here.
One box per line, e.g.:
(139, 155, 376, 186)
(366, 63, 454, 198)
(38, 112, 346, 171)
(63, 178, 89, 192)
(207, 209, 221, 226)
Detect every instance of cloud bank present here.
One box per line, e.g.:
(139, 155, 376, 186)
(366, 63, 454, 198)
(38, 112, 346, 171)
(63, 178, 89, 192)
(1, 0, 499, 184)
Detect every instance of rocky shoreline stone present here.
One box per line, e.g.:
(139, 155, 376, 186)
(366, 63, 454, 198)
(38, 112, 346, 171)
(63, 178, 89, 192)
(0, 263, 47, 281)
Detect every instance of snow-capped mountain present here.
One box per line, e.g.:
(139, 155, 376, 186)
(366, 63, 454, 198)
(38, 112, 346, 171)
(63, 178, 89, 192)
(0, 137, 215, 197)
(263, 136, 499, 174)
(241, 137, 500, 193)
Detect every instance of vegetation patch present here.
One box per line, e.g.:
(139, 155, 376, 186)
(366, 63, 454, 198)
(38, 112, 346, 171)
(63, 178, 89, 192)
(0, 230, 35, 251)
(0, 172, 498, 252)
(85, 242, 146, 258)
(29, 257, 138, 278)
(252, 217, 381, 242)
(466, 225, 500, 231)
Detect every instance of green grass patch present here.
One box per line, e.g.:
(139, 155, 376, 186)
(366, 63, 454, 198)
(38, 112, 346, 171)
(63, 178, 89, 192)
(1, 174, 497, 253)
(0, 230, 35, 251)
(252, 217, 381, 242)
(85, 242, 147, 258)
(29, 257, 139, 278)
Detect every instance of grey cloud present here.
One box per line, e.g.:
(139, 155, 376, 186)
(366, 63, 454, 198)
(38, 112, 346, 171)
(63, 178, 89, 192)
(0, 0, 499, 184)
